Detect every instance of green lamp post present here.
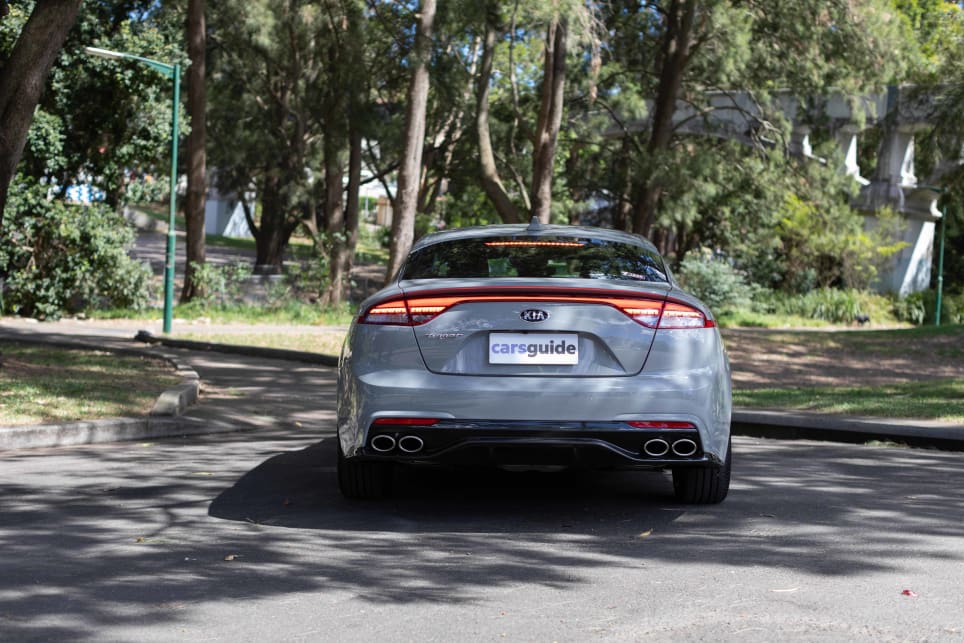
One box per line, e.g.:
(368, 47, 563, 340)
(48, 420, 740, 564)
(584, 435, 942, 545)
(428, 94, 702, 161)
(84, 46, 181, 334)
(919, 184, 948, 326)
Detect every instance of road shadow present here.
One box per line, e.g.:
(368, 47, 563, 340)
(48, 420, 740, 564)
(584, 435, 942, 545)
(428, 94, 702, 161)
(209, 437, 684, 532)
(3, 433, 964, 640)
(206, 436, 964, 602)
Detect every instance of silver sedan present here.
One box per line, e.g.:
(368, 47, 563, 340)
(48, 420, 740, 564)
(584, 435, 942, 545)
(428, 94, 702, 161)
(336, 220, 732, 503)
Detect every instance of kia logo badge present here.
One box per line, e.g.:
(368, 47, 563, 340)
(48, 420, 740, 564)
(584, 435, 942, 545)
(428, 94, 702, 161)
(520, 309, 549, 322)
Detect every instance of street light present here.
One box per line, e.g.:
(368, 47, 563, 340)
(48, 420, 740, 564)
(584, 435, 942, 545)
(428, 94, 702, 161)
(84, 46, 181, 334)
(919, 184, 947, 326)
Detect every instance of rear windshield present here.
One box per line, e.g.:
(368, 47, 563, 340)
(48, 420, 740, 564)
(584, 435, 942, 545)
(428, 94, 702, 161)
(400, 236, 668, 282)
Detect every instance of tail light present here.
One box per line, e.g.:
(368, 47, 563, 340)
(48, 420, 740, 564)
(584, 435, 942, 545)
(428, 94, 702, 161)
(359, 292, 714, 328)
(657, 302, 713, 329)
(627, 421, 697, 429)
(360, 297, 458, 326)
(613, 300, 714, 329)
(372, 417, 440, 426)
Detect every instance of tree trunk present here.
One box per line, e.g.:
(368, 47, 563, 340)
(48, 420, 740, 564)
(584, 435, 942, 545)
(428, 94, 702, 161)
(384, 0, 436, 285)
(530, 14, 567, 224)
(255, 176, 291, 273)
(476, 7, 523, 225)
(323, 127, 362, 306)
(0, 0, 82, 222)
(181, 0, 207, 302)
(631, 0, 697, 236)
(321, 134, 347, 303)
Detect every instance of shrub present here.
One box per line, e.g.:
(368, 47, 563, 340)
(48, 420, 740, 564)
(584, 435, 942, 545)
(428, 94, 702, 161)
(677, 251, 755, 313)
(188, 261, 253, 307)
(768, 288, 900, 324)
(0, 181, 152, 319)
(891, 292, 926, 325)
(917, 290, 964, 325)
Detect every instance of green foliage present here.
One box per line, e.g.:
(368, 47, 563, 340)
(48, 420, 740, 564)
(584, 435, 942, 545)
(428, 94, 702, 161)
(186, 253, 334, 309)
(3, 1, 187, 208)
(0, 181, 152, 319)
(891, 292, 927, 325)
(188, 261, 253, 307)
(758, 288, 900, 324)
(911, 290, 964, 325)
(677, 251, 755, 313)
(285, 253, 331, 302)
(773, 193, 907, 292)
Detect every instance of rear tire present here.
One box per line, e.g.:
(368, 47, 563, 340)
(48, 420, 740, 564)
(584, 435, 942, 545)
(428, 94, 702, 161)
(337, 442, 393, 499)
(673, 438, 731, 504)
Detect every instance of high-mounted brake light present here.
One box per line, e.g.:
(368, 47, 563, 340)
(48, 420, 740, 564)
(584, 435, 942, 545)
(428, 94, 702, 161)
(359, 291, 714, 328)
(483, 241, 586, 247)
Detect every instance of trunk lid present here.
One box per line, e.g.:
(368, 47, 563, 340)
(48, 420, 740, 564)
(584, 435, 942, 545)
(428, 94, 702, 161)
(399, 278, 671, 377)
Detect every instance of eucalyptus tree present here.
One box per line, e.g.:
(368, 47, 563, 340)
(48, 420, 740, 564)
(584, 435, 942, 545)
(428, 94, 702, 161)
(0, 0, 82, 223)
(901, 0, 964, 293)
(597, 1, 910, 236)
(2, 2, 186, 213)
(473, 0, 600, 225)
(208, 0, 370, 306)
(181, 0, 207, 302)
(384, 0, 437, 285)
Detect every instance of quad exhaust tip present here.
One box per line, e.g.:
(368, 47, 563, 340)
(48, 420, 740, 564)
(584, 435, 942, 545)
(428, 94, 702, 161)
(643, 438, 699, 457)
(398, 435, 425, 453)
(370, 434, 396, 453)
(671, 438, 698, 457)
(643, 438, 670, 457)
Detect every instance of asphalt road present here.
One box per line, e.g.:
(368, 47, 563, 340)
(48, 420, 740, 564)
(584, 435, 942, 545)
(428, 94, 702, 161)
(2, 350, 964, 641)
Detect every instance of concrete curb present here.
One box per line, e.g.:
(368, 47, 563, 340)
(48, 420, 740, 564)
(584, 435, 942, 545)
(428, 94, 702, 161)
(733, 409, 964, 451)
(0, 333, 203, 450)
(0, 416, 236, 450)
(134, 330, 339, 366)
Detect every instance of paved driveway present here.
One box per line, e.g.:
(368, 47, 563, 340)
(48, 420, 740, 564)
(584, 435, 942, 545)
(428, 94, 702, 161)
(1, 350, 963, 641)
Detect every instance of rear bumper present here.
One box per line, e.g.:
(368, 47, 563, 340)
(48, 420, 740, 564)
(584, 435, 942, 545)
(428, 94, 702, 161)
(351, 420, 723, 470)
(337, 367, 731, 463)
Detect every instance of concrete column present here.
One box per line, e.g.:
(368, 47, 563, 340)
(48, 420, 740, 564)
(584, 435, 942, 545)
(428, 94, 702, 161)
(789, 125, 812, 158)
(835, 127, 868, 185)
(876, 127, 916, 187)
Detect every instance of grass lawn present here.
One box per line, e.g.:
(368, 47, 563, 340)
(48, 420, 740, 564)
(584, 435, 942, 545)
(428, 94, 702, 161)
(729, 324, 964, 422)
(176, 331, 346, 356)
(92, 302, 357, 326)
(734, 379, 964, 422)
(0, 342, 180, 426)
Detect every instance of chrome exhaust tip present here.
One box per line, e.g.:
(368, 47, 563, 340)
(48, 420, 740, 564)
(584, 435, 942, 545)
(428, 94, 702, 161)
(643, 438, 670, 457)
(398, 435, 425, 454)
(370, 434, 396, 453)
(671, 438, 698, 457)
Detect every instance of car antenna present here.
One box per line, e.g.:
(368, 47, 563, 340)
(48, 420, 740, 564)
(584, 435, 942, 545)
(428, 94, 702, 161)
(527, 216, 544, 232)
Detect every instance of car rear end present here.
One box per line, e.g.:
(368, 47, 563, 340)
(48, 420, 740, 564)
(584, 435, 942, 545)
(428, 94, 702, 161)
(336, 224, 731, 503)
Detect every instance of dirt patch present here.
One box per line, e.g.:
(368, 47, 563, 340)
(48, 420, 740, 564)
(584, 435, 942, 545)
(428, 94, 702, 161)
(722, 327, 964, 390)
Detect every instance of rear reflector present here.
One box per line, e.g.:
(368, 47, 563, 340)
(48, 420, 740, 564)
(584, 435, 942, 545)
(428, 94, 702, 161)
(372, 417, 440, 426)
(627, 421, 697, 429)
(359, 291, 714, 328)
